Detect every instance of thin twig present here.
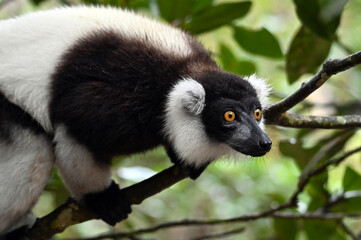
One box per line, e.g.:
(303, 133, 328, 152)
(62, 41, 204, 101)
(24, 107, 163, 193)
(129, 236, 155, 240)
(289, 146, 361, 204)
(339, 221, 359, 240)
(187, 227, 245, 240)
(273, 212, 361, 220)
(64, 211, 361, 240)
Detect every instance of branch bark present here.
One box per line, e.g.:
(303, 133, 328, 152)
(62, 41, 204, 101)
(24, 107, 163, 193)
(275, 112, 361, 129)
(26, 166, 188, 240)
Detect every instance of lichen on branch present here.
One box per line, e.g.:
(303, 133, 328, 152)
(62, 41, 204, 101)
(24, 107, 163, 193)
(276, 112, 361, 129)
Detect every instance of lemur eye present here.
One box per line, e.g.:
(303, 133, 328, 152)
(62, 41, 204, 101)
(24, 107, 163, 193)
(254, 109, 262, 120)
(224, 111, 236, 122)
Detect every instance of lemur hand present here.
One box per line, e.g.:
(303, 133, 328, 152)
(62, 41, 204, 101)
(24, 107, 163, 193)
(81, 181, 131, 226)
(182, 163, 209, 180)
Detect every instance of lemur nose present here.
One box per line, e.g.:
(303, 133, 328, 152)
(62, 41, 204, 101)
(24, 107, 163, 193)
(259, 139, 272, 152)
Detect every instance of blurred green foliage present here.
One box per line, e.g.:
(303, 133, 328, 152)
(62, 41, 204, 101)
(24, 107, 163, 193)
(1, 0, 361, 239)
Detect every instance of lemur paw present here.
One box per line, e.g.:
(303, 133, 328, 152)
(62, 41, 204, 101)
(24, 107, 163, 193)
(183, 163, 209, 180)
(81, 181, 132, 226)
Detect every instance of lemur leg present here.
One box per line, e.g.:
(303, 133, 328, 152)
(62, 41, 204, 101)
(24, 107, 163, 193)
(0, 127, 55, 236)
(165, 145, 209, 180)
(53, 125, 131, 225)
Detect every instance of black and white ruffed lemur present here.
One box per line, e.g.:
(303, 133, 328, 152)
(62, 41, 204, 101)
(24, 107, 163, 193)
(0, 6, 272, 238)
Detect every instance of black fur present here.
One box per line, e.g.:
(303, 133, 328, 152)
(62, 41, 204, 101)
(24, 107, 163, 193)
(81, 181, 131, 226)
(198, 72, 261, 141)
(49, 28, 270, 225)
(197, 72, 271, 156)
(165, 144, 209, 180)
(0, 226, 28, 240)
(50, 30, 215, 162)
(0, 92, 49, 142)
(50, 29, 265, 162)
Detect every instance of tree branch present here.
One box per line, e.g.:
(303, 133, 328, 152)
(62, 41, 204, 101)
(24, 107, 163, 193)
(288, 146, 361, 204)
(26, 165, 189, 240)
(188, 227, 245, 240)
(264, 50, 361, 126)
(339, 221, 358, 240)
(274, 112, 361, 129)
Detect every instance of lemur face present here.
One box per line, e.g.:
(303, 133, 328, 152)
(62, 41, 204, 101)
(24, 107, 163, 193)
(199, 72, 272, 157)
(202, 97, 271, 157)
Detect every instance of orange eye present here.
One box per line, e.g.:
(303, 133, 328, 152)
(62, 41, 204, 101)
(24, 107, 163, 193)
(224, 111, 236, 122)
(254, 109, 262, 120)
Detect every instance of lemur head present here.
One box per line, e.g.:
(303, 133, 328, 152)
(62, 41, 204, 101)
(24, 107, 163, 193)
(164, 72, 272, 167)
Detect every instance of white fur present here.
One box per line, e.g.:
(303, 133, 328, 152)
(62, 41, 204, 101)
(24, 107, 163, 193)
(244, 74, 271, 131)
(179, 79, 206, 115)
(53, 125, 112, 199)
(164, 79, 240, 167)
(0, 127, 55, 234)
(0, 6, 192, 133)
(244, 74, 271, 107)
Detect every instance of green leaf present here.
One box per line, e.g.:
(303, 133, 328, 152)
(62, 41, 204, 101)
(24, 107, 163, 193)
(192, 0, 214, 14)
(233, 26, 283, 59)
(82, 0, 98, 4)
(126, 0, 150, 9)
(315, 130, 356, 163)
(156, 0, 195, 23)
(280, 131, 354, 170)
(274, 219, 297, 240)
(306, 172, 329, 211)
(279, 139, 316, 169)
(220, 44, 256, 76)
(30, 0, 47, 5)
(293, 0, 348, 40)
(182, 1, 251, 34)
(286, 27, 332, 83)
(343, 166, 361, 192)
(330, 197, 361, 213)
(304, 220, 338, 240)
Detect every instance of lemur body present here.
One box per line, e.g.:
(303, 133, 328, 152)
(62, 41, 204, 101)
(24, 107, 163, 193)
(0, 6, 271, 236)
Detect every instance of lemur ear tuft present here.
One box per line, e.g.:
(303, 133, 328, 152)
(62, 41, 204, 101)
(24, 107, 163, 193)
(168, 79, 206, 116)
(181, 89, 205, 115)
(243, 74, 271, 107)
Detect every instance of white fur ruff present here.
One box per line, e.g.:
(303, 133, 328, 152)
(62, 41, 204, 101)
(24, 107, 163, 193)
(244, 74, 271, 108)
(244, 74, 271, 130)
(164, 79, 241, 167)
